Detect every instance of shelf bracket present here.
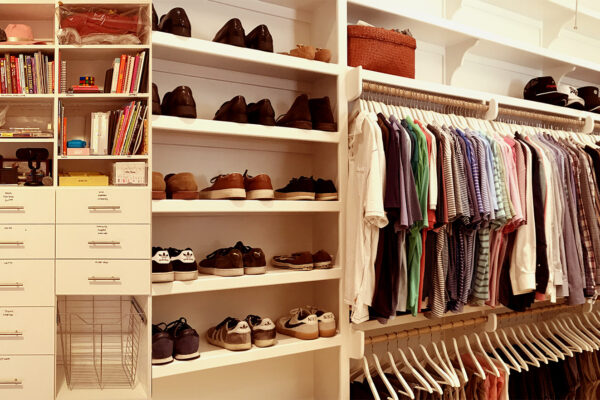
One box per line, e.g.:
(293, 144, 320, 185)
(484, 98, 498, 120)
(543, 65, 576, 83)
(542, 14, 573, 48)
(445, 0, 464, 19)
(445, 38, 479, 85)
(349, 329, 365, 359)
(583, 115, 594, 134)
(345, 66, 363, 102)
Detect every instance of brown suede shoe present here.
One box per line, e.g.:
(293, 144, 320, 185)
(165, 173, 199, 200)
(152, 172, 166, 200)
(200, 173, 246, 199)
(152, 83, 161, 115)
(288, 45, 315, 60)
(314, 48, 331, 63)
(245, 24, 273, 52)
(162, 86, 197, 118)
(276, 94, 312, 130)
(247, 99, 275, 126)
(213, 18, 245, 48)
(159, 8, 191, 37)
(243, 170, 274, 200)
(234, 241, 266, 274)
(214, 95, 248, 123)
(199, 247, 244, 277)
(309, 97, 336, 132)
(312, 250, 333, 269)
(272, 251, 313, 271)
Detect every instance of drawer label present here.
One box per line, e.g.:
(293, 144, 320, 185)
(97, 191, 109, 201)
(0, 357, 10, 361)
(1, 309, 15, 317)
(96, 226, 108, 235)
(94, 260, 109, 265)
(2, 261, 13, 265)
(2, 192, 14, 202)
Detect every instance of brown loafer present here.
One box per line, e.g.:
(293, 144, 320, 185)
(152, 171, 166, 200)
(152, 83, 161, 115)
(245, 24, 273, 52)
(243, 170, 274, 200)
(312, 250, 333, 269)
(199, 248, 244, 276)
(289, 45, 315, 60)
(213, 18, 245, 48)
(159, 8, 191, 37)
(276, 94, 312, 130)
(247, 99, 275, 126)
(309, 96, 336, 132)
(314, 48, 331, 63)
(200, 173, 246, 199)
(272, 252, 313, 271)
(162, 86, 197, 118)
(165, 173, 199, 200)
(214, 95, 248, 123)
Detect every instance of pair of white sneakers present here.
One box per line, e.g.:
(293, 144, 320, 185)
(276, 306, 336, 340)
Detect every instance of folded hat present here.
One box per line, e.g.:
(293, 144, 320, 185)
(577, 86, 600, 113)
(523, 76, 568, 106)
(0, 24, 45, 45)
(557, 84, 585, 110)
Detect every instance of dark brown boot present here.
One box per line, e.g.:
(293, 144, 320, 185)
(213, 18, 245, 47)
(276, 94, 312, 130)
(214, 95, 248, 123)
(159, 8, 191, 37)
(247, 99, 275, 126)
(245, 25, 273, 52)
(152, 5, 159, 31)
(162, 86, 196, 118)
(152, 83, 161, 115)
(309, 96, 336, 131)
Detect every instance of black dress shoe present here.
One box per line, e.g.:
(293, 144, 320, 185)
(245, 25, 273, 52)
(152, 5, 159, 31)
(214, 95, 248, 123)
(159, 8, 191, 37)
(161, 86, 196, 118)
(213, 18, 245, 47)
(152, 83, 161, 115)
(247, 99, 275, 126)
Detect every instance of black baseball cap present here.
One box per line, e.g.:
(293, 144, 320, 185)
(524, 76, 568, 106)
(577, 86, 600, 113)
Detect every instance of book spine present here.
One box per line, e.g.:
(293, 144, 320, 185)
(116, 103, 133, 153)
(111, 58, 119, 93)
(19, 55, 25, 93)
(60, 60, 66, 94)
(125, 56, 134, 94)
(130, 54, 140, 94)
(26, 57, 34, 94)
(32, 53, 38, 94)
(135, 51, 146, 93)
(62, 116, 67, 155)
(0, 59, 5, 94)
(10, 56, 18, 94)
(116, 54, 127, 93)
(5, 54, 12, 94)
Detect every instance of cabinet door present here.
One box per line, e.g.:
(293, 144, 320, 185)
(0, 307, 54, 355)
(0, 260, 54, 306)
(56, 188, 150, 224)
(0, 188, 54, 224)
(0, 355, 53, 400)
(0, 225, 54, 259)
(56, 224, 149, 259)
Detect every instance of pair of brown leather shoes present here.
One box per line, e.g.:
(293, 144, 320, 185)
(156, 85, 197, 118)
(155, 7, 191, 37)
(213, 18, 273, 52)
(153, 172, 199, 200)
(199, 171, 274, 200)
(214, 96, 275, 126)
(277, 95, 337, 132)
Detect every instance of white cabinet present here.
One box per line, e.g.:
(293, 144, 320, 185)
(0, 355, 54, 400)
(0, 189, 55, 224)
(0, 307, 54, 355)
(56, 224, 150, 259)
(0, 225, 54, 259)
(0, 260, 54, 306)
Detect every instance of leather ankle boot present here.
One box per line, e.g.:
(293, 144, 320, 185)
(152, 83, 161, 115)
(247, 99, 275, 126)
(152, 5, 159, 31)
(213, 18, 245, 47)
(159, 8, 191, 37)
(214, 95, 248, 123)
(276, 94, 312, 130)
(162, 86, 197, 118)
(309, 96, 336, 131)
(245, 25, 273, 52)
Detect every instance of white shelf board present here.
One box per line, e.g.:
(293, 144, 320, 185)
(257, 0, 331, 10)
(59, 93, 150, 99)
(152, 199, 341, 215)
(152, 31, 341, 81)
(0, 2, 55, 19)
(347, 0, 600, 83)
(0, 44, 55, 52)
(0, 94, 54, 100)
(58, 155, 148, 160)
(152, 266, 342, 296)
(55, 368, 148, 400)
(152, 334, 342, 379)
(0, 137, 54, 143)
(152, 116, 340, 144)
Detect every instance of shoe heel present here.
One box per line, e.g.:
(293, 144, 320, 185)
(169, 105, 197, 119)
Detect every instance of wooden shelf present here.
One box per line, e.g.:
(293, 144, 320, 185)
(152, 199, 341, 215)
(152, 266, 342, 296)
(152, 31, 341, 82)
(152, 334, 342, 379)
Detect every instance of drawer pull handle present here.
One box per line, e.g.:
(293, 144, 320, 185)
(88, 205, 121, 210)
(0, 242, 23, 245)
(0, 330, 23, 336)
(0, 206, 24, 210)
(88, 241, 120, 245)
(88, 276, 121, 281)
(0, 378, 22, 385)
(0, 282, 23, 287)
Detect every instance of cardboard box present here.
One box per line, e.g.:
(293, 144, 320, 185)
(66, 148, 90, 156)
(59, 172, 109, 186)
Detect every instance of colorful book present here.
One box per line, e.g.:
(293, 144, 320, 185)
(116, 54, 127, 93)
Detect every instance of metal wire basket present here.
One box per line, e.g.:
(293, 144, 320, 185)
(57, 296, 146, 390)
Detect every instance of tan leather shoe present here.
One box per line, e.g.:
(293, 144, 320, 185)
(200, 173, 246, 199)
(243, 170, 274, 200)
(314, 48, 331, 63)
(165, 173, 199, 200)
(152, 171, 166, 200)
(289, 44, 315, 60)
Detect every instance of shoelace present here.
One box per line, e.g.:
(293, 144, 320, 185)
(209, 174, 227, 184)
(153, 322, 168, 333)
(205, 247, 234, 259)
(234, 241, 252, 253)
(216, 317, 238, 330)
(245, 314, 261, 326)
(165, 317, 189, 336)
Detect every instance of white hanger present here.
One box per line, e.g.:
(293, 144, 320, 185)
(408, 347, 443, 395)
(523, 324, 557, 362)
(499, 329, 529, 371)
(419, 344, 456, 387)
(583, 313, 600, 340)
(548, 320, 583, 353)
(361, 357, 382, 400)
(451, 337, 469, 383)
(556, 319, 592, 351)
(565, 317, 598, 351)
(540, 321, 573, 358)
(574, 315, 600, 349)
(508, 327, 540, 368)
(372, 353, 400, 400)
(516, 325, 549, 364)
(491, 330, 521, 372)
(481, 331, 510, 374)
(440, 341, 462, 386)
(471, 333, 500, 377)
(432, 341, 459, 387)
(526, 324, 562, 361)
(386, 351, 415, 399)
(397, 347, 433, 394)
(462, 334, 486, 379)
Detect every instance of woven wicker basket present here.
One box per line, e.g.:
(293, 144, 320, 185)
(347, 25, 416, 78)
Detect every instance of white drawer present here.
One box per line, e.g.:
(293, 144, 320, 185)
(56, 224, 149, 259)
(56, 188, 150, 224)
(0, 307, 54, 355)
(0, 355, 53, 400)
(0, 225, 54, 259)
(57, 259, 150, 295)
(0, 188, 54, 224)
(0, 260, 54, 306)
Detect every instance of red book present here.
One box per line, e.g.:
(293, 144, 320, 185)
(10, 56, 19, 94)
(129, 54, 140, 94)
(116, 54, 127, 93)
(62, 117, 67, 154)
(0, 59, 5, 94)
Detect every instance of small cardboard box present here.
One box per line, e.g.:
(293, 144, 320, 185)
(59, 172, 109, 186)
(66, 148, 91, 156)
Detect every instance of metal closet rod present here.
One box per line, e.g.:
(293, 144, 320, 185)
(496, 303, 575, 321)
(496, 107, 585, 129)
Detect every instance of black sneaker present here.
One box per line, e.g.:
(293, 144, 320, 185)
(314, 178, 338, 201)
(274, 176, 315, 200)
(152, 247, 174, 283)
(233, 241, 267, 275)
(167, 248, 198, 281)
(165, 317, 200, 361)
(152, 323, 174, 365)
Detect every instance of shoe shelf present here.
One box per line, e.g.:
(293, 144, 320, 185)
(152, 266, 342, 296)
(152, 116, 340, 144)
(152, 31, 342, 83)
(152, 200, 341, 215)
(152, 334, 342, 379)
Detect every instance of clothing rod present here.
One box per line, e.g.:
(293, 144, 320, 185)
(496, 106, 585, 127)
(496, 304, 576, 321)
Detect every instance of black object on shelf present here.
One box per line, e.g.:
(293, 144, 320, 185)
(16, 148, 49, 186)
(0, 154, 18, 185)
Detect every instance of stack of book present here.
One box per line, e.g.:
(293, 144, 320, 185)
(0, 52, 54, 94)
(105, 51, 148, 94)
(108, 101, 147, 155)
(0, 128, 53, 138)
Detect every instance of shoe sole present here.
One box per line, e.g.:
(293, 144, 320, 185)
(152, 271, 174, 283)
(313, 261, 332, 269)
(198, 266, 215, 275)
(245, 266, 267, 275)
(207, 335, 251, 351)
(166, 105, 196, 119)
(274, 192, 315, 200)
(175, 270, 198, 281)
(272, 260, 313, 271)
(174, 351, 200, 361)
(279, 120, 312, 130)
(246, 189, 274, 200)
(152, 356, 173, 365)
(171, 191, 199, 200)
(254, 338, 277, 347)
(319, 328, 336, 337)
(316, 193, 338, 201)
(199, 188, 246, 200)
(152, 191, 166, 200)
(276, 325, 319, 340)
(313, 122, 337, 132)
(214, 268, 244, 277)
